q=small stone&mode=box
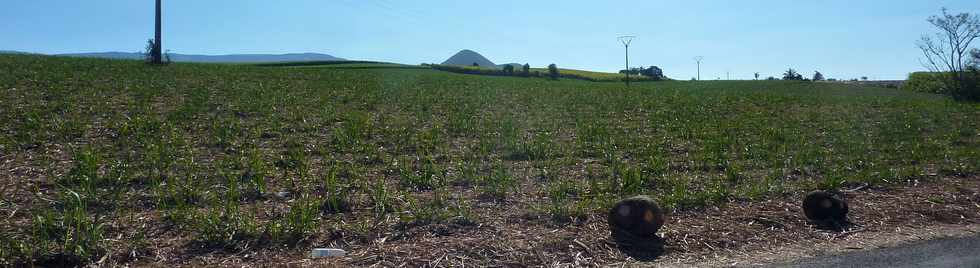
[311,248,346,258]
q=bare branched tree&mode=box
[917,8,980,83]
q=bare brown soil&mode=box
[88,175,978,267]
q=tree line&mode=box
[619,66,667,81]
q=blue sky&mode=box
[2,0,978,80]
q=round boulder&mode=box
[608,196,666,238]
[802,190,849,224]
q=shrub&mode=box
[903,72,949,94]
[142,39,158,63]
[952,67,980,101]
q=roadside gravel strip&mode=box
[769,232,980,268]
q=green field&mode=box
[0,55,978,266]
[257,60,426,70]
[429,63,649,82]
[530,67,639,81]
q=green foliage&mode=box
[64,148,103,199]
[783,68,804,80]
[241,148,269,199]
[952,67,980,101]
[321,166,351,213]
[546,179,587,223]
[503,64,515,74]
[369,178,394,219]
[904,70,980,101]
[640,66,666,80]
[191,204,257,248]
[268,196,320,243]
[398,155,445,190]
[400,190,454,226]
[904,72,950,94]
[25,191,106,265]
[509,132,555,161]
[548,64,560,80]
[430,64,540,78]
[480,165,516,201]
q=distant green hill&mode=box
[442,49,499,69]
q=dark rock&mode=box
[803,190,849,229]
[608,195,665,238]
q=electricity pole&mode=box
[618,36,635,86]
[152,0,163,64]
[694,56,703,81]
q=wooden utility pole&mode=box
[152,0,163,64]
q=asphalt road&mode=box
[769,234,980,268]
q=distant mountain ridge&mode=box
[55,52,345,63]
[0,50,32,55]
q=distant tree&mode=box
[767,76,777,81]
[472,62,480,67]
[143,39,156,63]
[620,68,641,75]
[639,66,664,80]
[503,64,515,74]
[813,71,825,81]
[754,72,760,80]
[782,68,804,80]
[861,76,869,81]
[522,63,531,77]
[691,77,697,81]
[548,64,559,80]
[917,8,980,100]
